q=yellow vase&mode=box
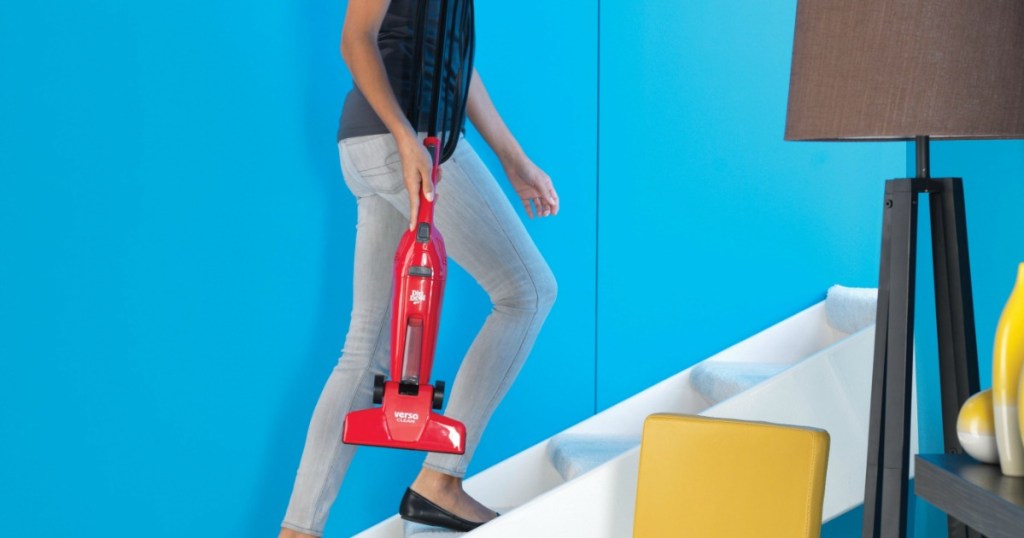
[994,263,1024,476]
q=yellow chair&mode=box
[633,414,830,538]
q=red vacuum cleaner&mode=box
[342,0,474,455]
[342,136,466,454]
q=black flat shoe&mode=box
[398,488,493,533]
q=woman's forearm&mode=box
[340,3,417,147]
[466,69,525,164]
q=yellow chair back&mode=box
[633,413,829,537]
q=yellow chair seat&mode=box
[633,413,830,537]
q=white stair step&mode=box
[356,289,917,538]
[545,433,640,481]
[404,521,463,537]
[825,285,877,334]
[403,508,514,537]
[689,361,790,403]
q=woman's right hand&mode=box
[341,0,437,231]
[397,134,436,231]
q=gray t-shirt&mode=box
[337,0,471,141]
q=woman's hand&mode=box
[503,153,559,218]
[397,134,436,230]
[464,70,559,219]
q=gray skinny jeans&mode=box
[281,133,557,536]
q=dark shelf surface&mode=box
[916,454,1024,538]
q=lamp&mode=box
[785,1,1024,537]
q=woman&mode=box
[280,0,558,535]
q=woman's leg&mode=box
[280,184,407,536]
[368,137,557,520]
[282,133,556,533]
[422,139,557,475]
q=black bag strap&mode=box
[406,0,475,164]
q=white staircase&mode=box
[356,286,919,537]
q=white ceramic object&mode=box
[957,389,999,465]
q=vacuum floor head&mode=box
[343,381,466,454]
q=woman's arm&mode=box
[466,69,523,165]
[467,69,559,218]
[341,0,434,230]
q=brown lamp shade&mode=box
[785,0,1024,141]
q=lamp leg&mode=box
[864,183,896,537]
[864,179,919,538]
[929,177,982,538]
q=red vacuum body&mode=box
[342,137,466,454]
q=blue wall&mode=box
[2,1,1022,536]
[596,0,902,410]
[0,1,595,536]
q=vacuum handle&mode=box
[417,136,442,226]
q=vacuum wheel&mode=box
[372,374,386,405]
[432,381,445,410]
